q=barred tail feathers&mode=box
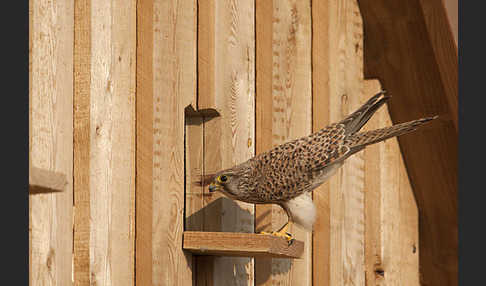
[339,90,390,135]
[346,116,438,149]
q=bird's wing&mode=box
[303,123,351,173]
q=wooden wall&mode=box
[29,0,456,285]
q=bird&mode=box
[198,91,437,241]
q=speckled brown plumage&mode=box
[202,91,437,232]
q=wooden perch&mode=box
[183,231,304,258]
[29,167,67,194]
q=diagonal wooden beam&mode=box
[358,1,458,285]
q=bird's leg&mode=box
[259,204,294,242]
[259,221,293,241]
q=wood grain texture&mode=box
[29,167,67,194]
[197,0,255,284]
[151,0,197,284]
[327,1,366,285]
[74,0,137,284]
[73,0,91,283]
[419,0,458,130]
[30,0,73,284]
[363,80,419,286]
[255,0,312,285]
[184,232,304,258]
[358,1,458,285]
[311,0,331,285]
[135,0,153,284]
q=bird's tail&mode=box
[345,116,438,149]
[339,90,390,135]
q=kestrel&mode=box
[200,91,436,240]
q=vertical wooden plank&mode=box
[363,80,383,286]
[327,1,365,285]
[255,0,312,285]
[397,157,420,285]
[30,0,73,284]
[255,0,274,282]
[135,0,154,284]
[311,0,331,285]
[74,0,137,284]
[185,116,205,232]
[73,0,91,284]
[151,0,197,284]
[363,80,420,285]
[198,0,255,284]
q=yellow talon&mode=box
[258,221,293,241]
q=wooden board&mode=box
[73,0,91,283]
[29,0,74,284]
[197,0,256,284]
[183,232,304,258]
[358,1,458,285]
[136,0,197,284]
[363,80,420,285]
[255,0,312,285]
[29,167,67,194]
[73,0,136,284]
[311,0,331,284]
[327,1,366,285]
[134,0,153,284]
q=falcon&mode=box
[200,91,436,240]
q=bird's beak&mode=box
[208,182,221,193]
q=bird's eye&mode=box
[219,175,228,182]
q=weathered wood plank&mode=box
[138,0,198,284]
[135,0,154,284]
[255,0,274,282]
[74,0,137,284]
[184,232,304,258]
[327,1,366,285]
[73,0,91,283]
[358,1,458,285]
[362,80,383,286]
[255,0,312,285]
[198,0,255,284]
[311,0,331,285]
[30,0,73,284]
[363,80,420,285]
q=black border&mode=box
[0,0,474,284]
[459,1,484,285]
[1,1,29,283]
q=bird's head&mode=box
[208,170,241,197]
[195,164,251,199]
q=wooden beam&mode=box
[134,0,153,284]
[255,0,313,284]
[72,0,137,284]
[358,1,458,285]
[363,80,420,285]
[29,0,73,284]
[29,167,67,194]
[183,232,304,259]
[311,0,331,285]
[73,0,91,283]
[196,0,255,284]
[135,0,197,284]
